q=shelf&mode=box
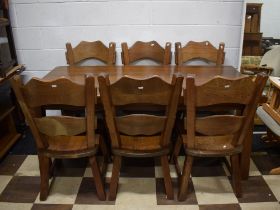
[0,4,22,159]
[0,18,9,27]
[0,108,21,159]
[0,59,16,71]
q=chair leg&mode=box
[231,154,242,198]
[109,156,122,201]
[170,117,183,164]
[38,154,51,201]
[89,156,106,201]
[99,136,109,176]
[100,135,110,163]
[178,156,193,201]
[160,155,174,200]
[171,136,183,176]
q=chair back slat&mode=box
[34,116,86,136]
[175,41,225,66]
[120,135,161,150]
[195,76,255,107]
[23,78,85,108]
[66,41,116,65]
[116,114,166,136]
[110,76,173,105]
[45,135,87,152]
[121,41,171,65]
[194,115,244,136]
[194,135,235,151]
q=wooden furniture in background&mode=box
[257,77,280,174]
[241,65,273,76]
[121,41,171,65]
[98,74,183,200]
[0,0,18,77]
[175,41,225,66]
[177,74,268,201]
[243,3,263,56]
[11,75,107,201]
[263,77,280,124]
[0,65,23,159]
[66,41,116,65]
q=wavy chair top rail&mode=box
[66,41,116,65]
[121,41,172,65]
[175,41,225,66]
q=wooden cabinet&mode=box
[0,0,23,158]
[0,0,17,77]
[243,3,263,56]
[0,78,21,158]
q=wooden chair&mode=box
[177,74,267,201]
[257,76,280,174]
[11,75,107,201]
[171,41,225,164]
[66,41,116,65]
[175,41,225,66]
[98,73,183,200]
[121,41,171,65]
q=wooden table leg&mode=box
[240,121,253,180]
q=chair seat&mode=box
[257,106,280,136]
[183,135,242,157]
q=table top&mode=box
[269,76,280,90]
[44,65,242,86]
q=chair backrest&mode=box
[175,41,225,66]
[11,75,97,152]
[184,74,267,151]
[121,41,171,65]
[66,41,116,65]
[98,74,183,149]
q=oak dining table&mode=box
[43,65,252,180]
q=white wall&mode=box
[246,0,280,38]
[9,0,244,79]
